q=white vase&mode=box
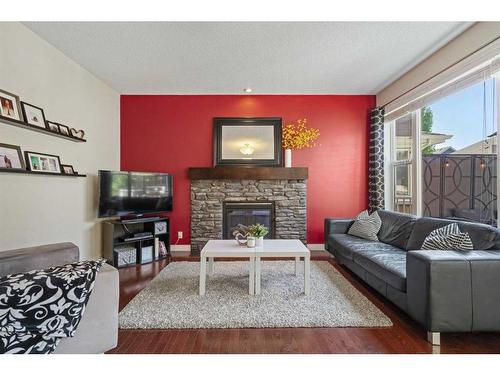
[285,149,292,167]
[255,236,264,247]
[246,236,256,248]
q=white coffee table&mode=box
[199,240,256,295]
[255,239,310,295]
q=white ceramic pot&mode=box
[247,236,256,248]
[255,236,264,247]
[285,149,292,167]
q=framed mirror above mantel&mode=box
[213,117,282,167]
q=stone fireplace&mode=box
[189,167,308,253]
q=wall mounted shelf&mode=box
[0,169,86,178]
[0,115,86,143]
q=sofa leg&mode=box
[427,331,441,346]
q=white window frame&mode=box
[386,111,421,215]
[496,76,500,228]
[413,109,422,216]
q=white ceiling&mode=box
[23,22,472,94]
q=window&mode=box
[420,78,497,225]
[387,76,499,226]
[396,150,410,160]
[391,113,416,214]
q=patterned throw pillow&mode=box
[421,223,474,251]
[0,259,104,354]
[347,210,381,241]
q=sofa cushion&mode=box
[421,223,474,251]
[377,210,417,250]
[0,242,79,278]
[53,263,119,354]
[353,248,407,292]
[328,234,402,261]
[407,216,500,250]
[347,210,381,241]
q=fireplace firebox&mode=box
[223,202,275,239]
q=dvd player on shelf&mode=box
[123,234,153,242]
[133,232,152,238]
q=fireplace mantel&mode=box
[188,167,308,180]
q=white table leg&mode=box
[199,255,207,295]
[255,256,261,295]
[208,256,214,276]
[249,256,255,295]
[304,254,310,295]
[295,256,300,276]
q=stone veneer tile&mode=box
[190,179,307,253]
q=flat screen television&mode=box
[98,170,173,218]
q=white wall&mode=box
[377,22,500,106]
[0,22,120,259]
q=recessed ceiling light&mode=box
[243,88,252,93]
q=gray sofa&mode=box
[0,242,119,354]
[325,210,500,345]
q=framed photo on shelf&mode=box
[24,151,62,174]
[58,124,71,136]
[0,143,25,171]
[61,164,75,174]
[21,102,47,129]
[47,121,60,133]
[70,128,85,140]
[159,241,167,257]
[0,89,23,121]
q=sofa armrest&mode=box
[324,218,353,250]
[406,250,500,333]
[54,263,119,353]
[0,242,79,277]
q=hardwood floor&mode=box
[107,251,500,354]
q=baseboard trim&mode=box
[307,243,325,251]
[170,244,191,252]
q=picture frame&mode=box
[159,241,167,257]
[24,151,62,174]
[0,143,25,171]
[21,102,47,129]
[70,128,85,140]
[213,117,283,167]
[0,89,23,121]
[61,164,75,174]
[58,124,71,136]
[47,121,60,133]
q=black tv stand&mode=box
[102,217,170,268]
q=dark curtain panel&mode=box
[368,107,385,212]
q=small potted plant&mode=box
[248,223,269,247]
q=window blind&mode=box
[384,38,500,122]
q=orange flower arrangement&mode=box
[282,118,320,150]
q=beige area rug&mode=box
[119,260,392,329]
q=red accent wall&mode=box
[120,95,375,244]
